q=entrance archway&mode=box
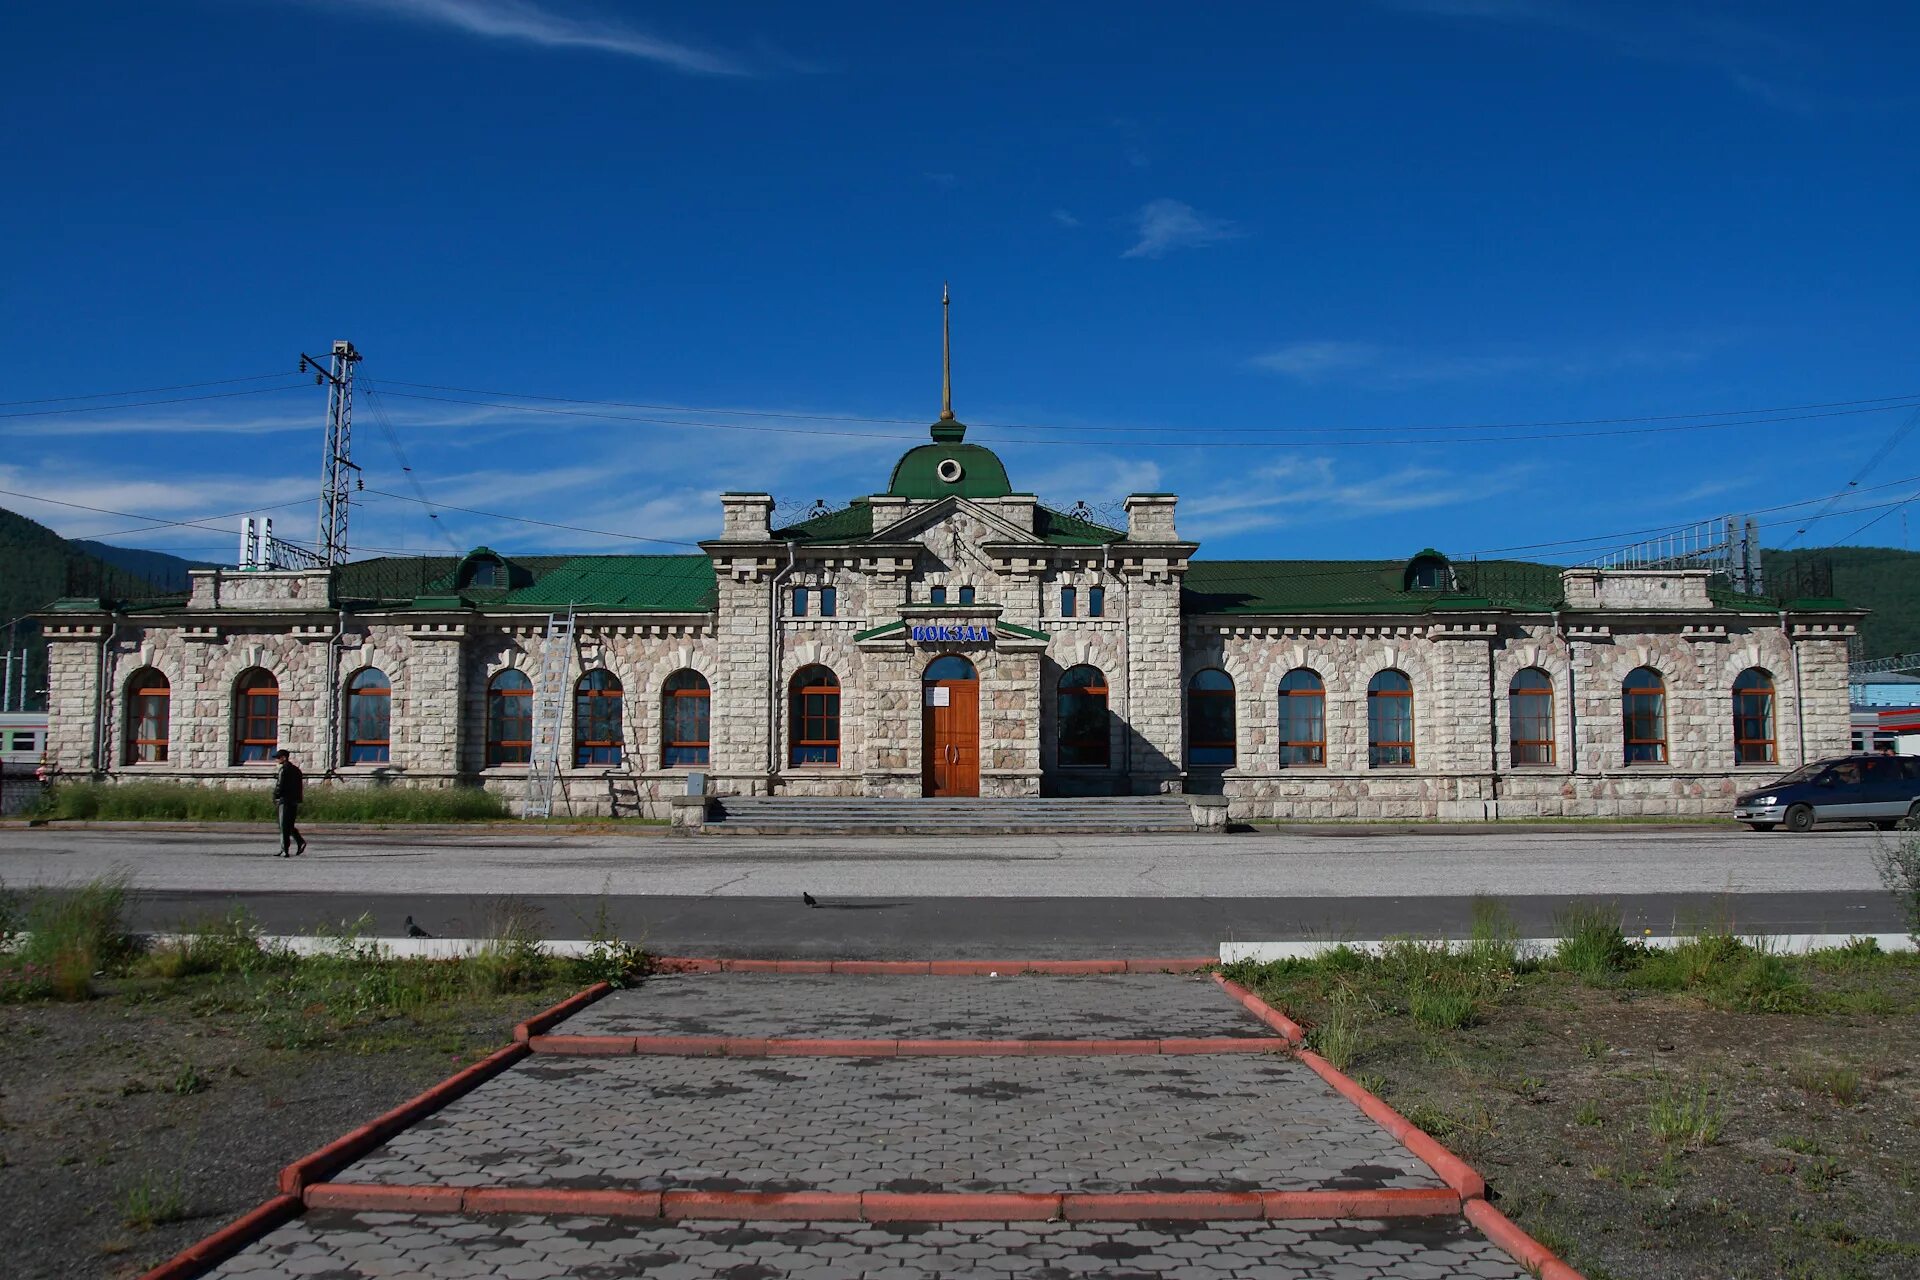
[922,654,980,797]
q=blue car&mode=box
[1733,754,1920,832]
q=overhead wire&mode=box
[364,386,1920,449]
[361,384,464,554]
[0,371,298,407]
[1778,404,1920,549]
[0,384,315,420]
[370,377,1920,437]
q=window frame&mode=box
[958,585,975,605]
[1733,667,1776,765]
[1508,668,1555,767]
[1277,668,1325,768]
[929,585,947,605]
[1367,670,1415,768]
[486,669,533,767]
[792,587,808,617]
[661,669,711,768]
[233,669,280,765]
[818,586,836,617]
[1088,585,1105,618]
[573,669,625,768]
[1061,585,1077,618]
[1187,668,1236,768]
[789,665,841,767]
[1057,664,1111,769]
[1622,666,1668,765]
[125,668,170,765]
[344,666,392,765]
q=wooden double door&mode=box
[921,655,980,797]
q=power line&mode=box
[0,383,313,420]
[360,488,701,549]
[361,385,463,554]
[0,487,321,548]
[0,371,296,407]
[1825,488,1920,548]
[1778,404,1920,549]
[366,387,1920,450]
[372,377,1920,438]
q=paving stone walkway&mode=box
[212,1211,1533,1279]
[561,973,1265,1041]
[205,972,1533,1279]
[341,1055,1433,1193]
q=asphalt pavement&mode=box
[0,824,1902,957]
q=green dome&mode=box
[886,438,1013,499]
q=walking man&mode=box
[272,748,307,857]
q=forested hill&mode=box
[1765,546,1920,661]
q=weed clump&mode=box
[1550,901,1633,980]
[4,873,132,1001]
[1648,1078,1723,1150]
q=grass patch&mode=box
[119,1174,188,1229]
[1788,1060,1868,1107]
[37,781,508,823]
[1648,1078,1723,1150]
[1,872,133,1000]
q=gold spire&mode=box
[939,282,955,422]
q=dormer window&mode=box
[1403,551,1455,593]
[458,550,508,590]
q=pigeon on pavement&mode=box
[801,892,818,908]
[405,915,432,938]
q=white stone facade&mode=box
[42,476,1858,821]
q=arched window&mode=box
[1623,667,1667,764]
[1058,665,1110,768]
[1403,550,1455,592]
[345,667,391,764]
[233,668,279,764]
[486,669,532,766]
[1509,668,1554,766]
[925,654,976,681]
[574,669,624,767]
[1733,667,1776,765]
[790,665,840,766]
[662,670,711,767]
[1277,669,1325,767]
[1367,670,1414,768]
[1188,669,1236,767]
[125,668,169,764]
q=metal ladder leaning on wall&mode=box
[522,607,575,819]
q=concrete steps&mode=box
[707,794,1197,835]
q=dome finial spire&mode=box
[940,282,955,422]
[931,284,965,442]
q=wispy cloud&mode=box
[1181,455,1533,539]
[1249,337,1715,385]
[332,0,753,75]
[1378,0,1816,110]
[1121,199,1243,260]
[1050,209,1081,228]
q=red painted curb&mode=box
[862,1192,1063,1221]
[1022,1039,1157,1055]
[895,1039,1025,1055]
[513,982,612,1042]
[1062,1191,1265,1220]
[1158,1037,1281,1054]
[305,1183,464,1211]
[528,1034,641,1055]
[277,1042,530,1194]
[1260,1188,1463,1219]
[465,1187,664,1218]
[648,955,1218,975]
[766,1038,900,1056]
[1212,974,1309,1043]
[136,1193,302,1280]
[662,1190,865,1220]
[1466,1199,1588,1280]
[1294,1048,1487,1201]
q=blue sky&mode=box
[4,1,1919,565]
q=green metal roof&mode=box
[333,553,716,612]
[1182,559,1568,615]
[772,501,876,543]
[1032,505,1125,545]
[887,442,1014,499]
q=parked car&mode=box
[1733,754,1920,832]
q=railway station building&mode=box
[40,388,1860,822]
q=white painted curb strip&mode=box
[1219,933,1915,963]
[141,934,616,960]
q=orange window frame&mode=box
[235,678,279,763]
[127,681,170,764]
[1733,676,1776,765]
[487,678,532,765]
[1057,668,1111,769]
[573,677,624,766]
[1509,674,1555,767]
[662,680,711,767]
[1277,678,1325,767]
[1367,683,1414,768]
[790,672,840,766]
[1622,672,1667,764]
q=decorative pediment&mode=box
[867,495,1036,548]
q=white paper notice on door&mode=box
[926,686,950,707]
